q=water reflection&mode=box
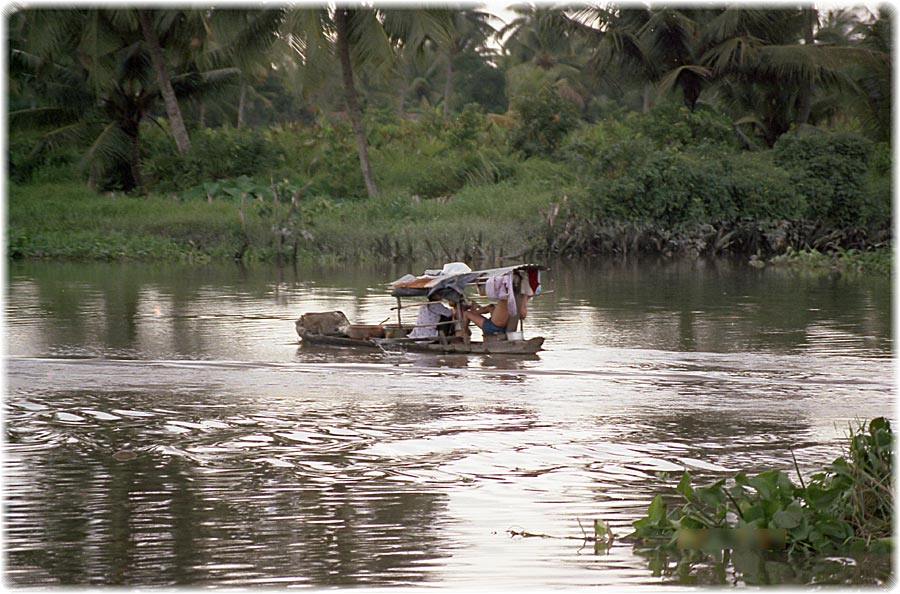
[6,258,893,361]
[6,386,456,587]
[633,546,892,587]
[5,259,894,587]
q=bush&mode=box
[724,153,805,220]
[635,103,739,150]
[583,150,740,225]
[406,155,467,198]
[299,121,367,199]
[142,124,281,192]
[446,103,484,149]
[773,129,873,225]
[8,129,79,184]
[508,87,581,158]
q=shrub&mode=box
[310,122,367,199]
[584,151,739,225]
[635,103,739,150]
[142,124,281,192]
[406,155,467,198]
[446,103,484,149]
[862,142,893,226]
[724,153,805,220]
[773,129,873,225]
[508,87,581,158]
[8,129,79,184]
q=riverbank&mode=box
[7,178,892,275]
[8,106,892,271]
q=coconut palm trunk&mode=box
[138,9,192,155]
[237,78,247,128]
[796,8,818,125]
[334,8,378,198]
[442,46,456,126]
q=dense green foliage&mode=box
[508,88,581,157]
[773,131,875,225]
[8,100,892,267]
[630,417,893,556]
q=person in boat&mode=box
[462,272,531,335]
[407,294,461,340]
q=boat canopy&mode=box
[389,263,545,299]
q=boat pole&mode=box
[457,302,470,347]
[396,297,402,327]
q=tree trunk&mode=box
[237,78,247,128]
[199,100,206,128]
[442,47,456,127]
[139,9,192,155]
[122,112,143,191]
[398,77,408,117]
[642,83,654,113]
[796,8,818,125]
[334,8,378,198]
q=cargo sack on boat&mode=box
[296,311,351,336]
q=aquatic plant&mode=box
[768,247,892,275]
[630,418,893,557]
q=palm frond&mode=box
[23,9,84,59]
[755,44,817,84]
[81,121,133,179]
[639,9,698,61]
[734,114,769,137]
[283,8,332,51]
[9,106,82,129]
[382,8,452,48]
[280,9,336,96]
[701,34,762,75]
[656,64,711,97]
[701,8,771,46]
[347,9,394,72]
[79,10,123,94]
[36,120,92,155]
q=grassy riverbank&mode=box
[9,175,892,274]
[8,164,563,264]
[8,105,892,271]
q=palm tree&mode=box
[284,7,451,198]
[9,8,240,190]
[438,9,496,125]
[498,5,589,109]
[702,7,890,145]
[577,5,656,111]
[841,7,892,141]
[138,9,192,154]
[393,39,444,115]
[581,6,890,145]
[206,9,285,128]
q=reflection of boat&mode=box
[295,263,546,355]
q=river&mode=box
[4,258,894,587]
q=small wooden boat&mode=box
[296,263,547,356]
[298,331,545,355]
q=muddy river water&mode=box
[4,258,894,587]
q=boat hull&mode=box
[299,332,544,355]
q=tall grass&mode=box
[8,169,568,264]
[299,170,567,264]
[8,182,245,261]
